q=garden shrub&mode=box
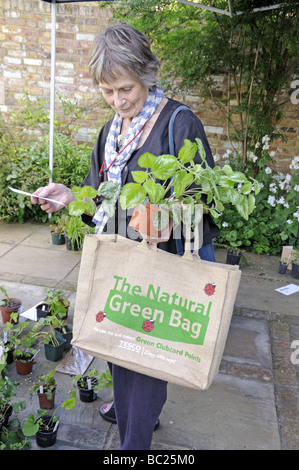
[215,140,299,254]
[0,94,95,223]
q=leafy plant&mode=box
[92,138,260,230]
[63,215,90,251]
[22,395,76,437]
[29,370,56,402]
[216,146,299,254]
[74,368,113,391]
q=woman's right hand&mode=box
[31,183,76,214]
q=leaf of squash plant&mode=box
[143,180,165,204]
[132,171,149,183]
[151,155,178,179]
[120,183,147,209]
[172,170,194,197]
[138,152,156,168]
[178,139,197,164]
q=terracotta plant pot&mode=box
[37,388,56,410]
[129,203,173,243]
[15,356,34,375]
[0,298,22,324]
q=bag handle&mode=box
[168,105,201,258]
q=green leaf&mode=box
[80,186,97,199]
[178,139,197,164]
[132,171,148,183]
[222,164,234,176]
[23,416,39,437]
[120,183,147,209]
[172,170,194,197]
[62,396,76,410]
[101,199,116,217]
[68,201,85,216]
[248,194,255,214]
[195,138,206,161]
[143,180,165,204]
[240,181,253,195]
[151,155,178,179]
[98,181,120,199]
[138,152,156,168]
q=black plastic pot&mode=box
[278,262,288,274]
[291,262,299,280]
[4,342,14,364]
[36,415,59,448]
[226,251,241,265]
[77,377,98,403]
[36,302,51,319]
[51,232,65,245]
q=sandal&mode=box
[99,402,160,430]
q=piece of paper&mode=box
[9,187,65,206]
[275,284,299,296]
[20,302,41,321]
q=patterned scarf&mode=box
[92,86,164,233]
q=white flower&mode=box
[277,196,285,204]
[262,135,270,143]
[267,195,276,207]
[265,167,272,174]
[262,143,269,150]
[258,182,264,189]
[252,155,258,163]
[214,154,220,162]
[269,151,276,158]
[222,222,228,227]
[284,202,289,208]
[294,185,299,192]
[255,142,260,148]
[289,156,299,170]
[287,219,292,224]
[269,183,277,193]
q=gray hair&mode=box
[89,23,160,90]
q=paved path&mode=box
[1,222,298,450]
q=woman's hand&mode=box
[31,183,76,214]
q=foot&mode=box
[99,402,160,430]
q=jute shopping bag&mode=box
[72,233,241,390]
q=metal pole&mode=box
[49,0,56,185]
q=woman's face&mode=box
[99,74,148,120]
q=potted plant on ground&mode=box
[50,213,66,245]
[74,368,112,403]
[22,392,76,448]
[13,333,39,375]
[0,362,30,449]
[278,257,289,274]
[63,215,89,251]
[30,317,66,362]
[0,287,22,325]
[36,287,70,320]
[29,370,57,410]
[69,138,260,242]
[2,314,29,364]
[291,250,299,279]
[226,248,243,266]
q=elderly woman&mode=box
[32,23,219,450]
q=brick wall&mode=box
[1,0,298,173]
